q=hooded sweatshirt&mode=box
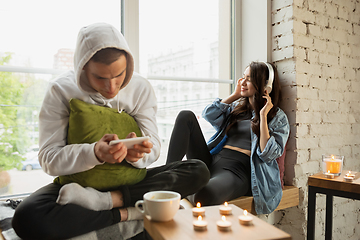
[38,23,160,176]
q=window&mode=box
[0,0,122,198]
[135,0,233,167]
[0,0,236,198]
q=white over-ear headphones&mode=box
[262,62,274,94]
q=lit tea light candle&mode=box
[344,171,355,182]
[238,210,253,226]
[325,170,334,179]
[346,171,355,178]
[219,202,232,215]
[193,215,207,231]
[192,202,205,217]
[216,215,232,231]
[344,176,354,182]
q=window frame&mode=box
[1,0,272,199]
[121,0,272,96]
[0,1,272,86]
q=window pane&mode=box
[0,1,121,197]
[0,70,53,197]
[139,0,219,79]
[139,0,224,167]
[0,0,121,69]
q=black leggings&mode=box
[166,110,251,206]
[12,160,209,240]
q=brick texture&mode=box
[270,0,360,239]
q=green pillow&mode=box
[53,98,147,191]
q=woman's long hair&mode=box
[226,62,282,139]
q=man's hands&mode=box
[94,132,153,164]
[94,134,127,164]
[125,132,153,163]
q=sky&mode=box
[0,0,218,72]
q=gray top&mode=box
[226,118,251,151]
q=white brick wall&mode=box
[269,0,360,239]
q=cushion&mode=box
[53,98,147,191]
[276,142,287,189]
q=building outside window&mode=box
[138,0,233,166]
[0,0,234,198]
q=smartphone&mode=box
[109,136,150,149]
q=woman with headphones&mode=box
[166,61,290,214]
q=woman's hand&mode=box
[259,90,273,152]
[260,90,273,117]
[221,78,243,104]
[233,78,243,97]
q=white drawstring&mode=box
[89,94,123,113]
[90,94,122,113]
[117,94,123,113]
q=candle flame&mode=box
[331,155,335,160]
[346,171,354,178]
[327,170,330,174]
[222,215,226,221]
[244,210,248,216]
[224,202,228,207]
[196,202,201,208]
[198,215,202,221]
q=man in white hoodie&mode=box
[12,23,209,240]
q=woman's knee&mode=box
[176,110,196,123]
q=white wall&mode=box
[240,0,272,73]
[254,0,360,239]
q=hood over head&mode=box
[74,23,134,96]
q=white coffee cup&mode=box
[135,191,181,222]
